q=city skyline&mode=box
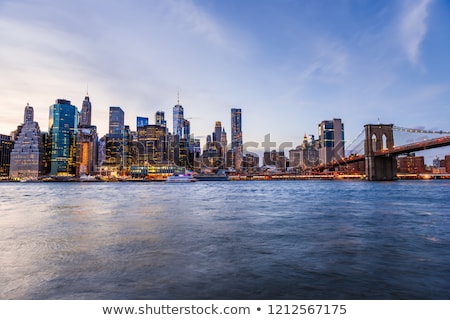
[1,0,450,157]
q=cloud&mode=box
[398,0,432,65]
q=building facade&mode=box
[80,95,92,127]
[48,99,78,176]
[0,134,13,177]
[231,108,243,171]
[318,118,344,164]
[109,106,125,135]
[289,134,319,171]
[9,104,45,178]
[77,95,98,176]
[173,104,184,137]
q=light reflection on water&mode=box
[0,180,449,299]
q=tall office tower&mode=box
[183,119,190,139]
[109,106,125,135]
[9,104,45,178]
[48,99,78,176]
[212,121,224,161]
[231,108,243,171]
[77,94,98,176]
[80,95,92,127]
[173,103,184,137]
[318,118,345,164]
[221,128,227,151]
[213,121,222,143]
[137,116,149,128]
[155,111,166,127]
[0,134,13,177]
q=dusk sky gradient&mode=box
[1,0,450,158]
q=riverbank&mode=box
[2,172,450,182]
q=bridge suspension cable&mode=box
[393,126,450,135]
[345,128,365,155]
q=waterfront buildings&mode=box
[173,103,184,137]
[231,108,243,171]
[48,99,78,176]
[243,153,259,173]
[398,154,426,174]
[0,134,13,177]
[289,134,319,171]
[9,104,45,178]
[201,121,226,170]
[80,94,92,127]
[318,118,345,164]
[76,95,98,176]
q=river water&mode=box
[0,180,449,299]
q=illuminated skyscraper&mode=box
[155,111,166,127]
[9,104,45,178]
[173,103,184,137]
[48,99,78,176]
[0,134,13,177]
[231,108,243,171]
[77,94,98,176]
[318,118,344,164]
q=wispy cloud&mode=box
[398,0,432,65]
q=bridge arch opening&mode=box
[372,134,377,152]
[382,134,388,150]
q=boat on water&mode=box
[194,173,229,181]
[166,174,197,183]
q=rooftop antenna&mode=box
[86,83,89,96]
[177,88,180,105]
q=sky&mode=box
[1,0,450,160]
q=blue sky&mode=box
[1,0,450,159]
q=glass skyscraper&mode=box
[109,106,125,135]
[49,99,78,175]
[173,104,184,137]
[318,118,345,164]
[137,116,149,128]
[231,108,243,171]
[155,111,166,127]
[0,134,13,177]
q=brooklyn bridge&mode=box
[318,124,450,181]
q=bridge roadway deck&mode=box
[318,135,450,170]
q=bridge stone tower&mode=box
[364,124,397,181]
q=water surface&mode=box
[0,180,449,299]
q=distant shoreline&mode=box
[2,173,450,183]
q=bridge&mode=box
[319,124,450,181]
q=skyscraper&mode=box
[155,111,166,127]
[48,99,78,175]
[0,134,13,177]
[231,108,243,171]
[77,94,98,176]
[10,104,45,178]
[109,106,125,135]
[80,95,92,127]
[173,103,184,137]
[318,118,344,164]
